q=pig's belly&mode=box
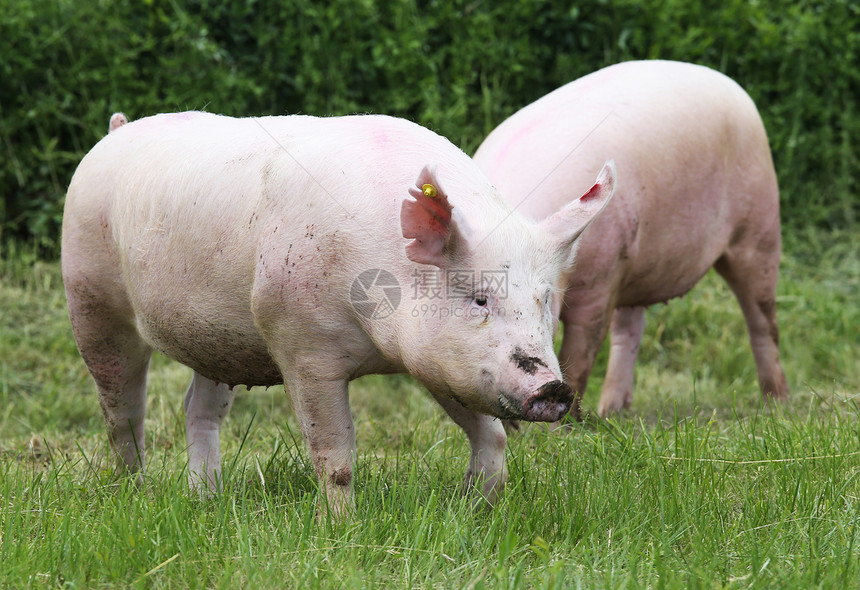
[616,256,716,307]
[135,305,282,387]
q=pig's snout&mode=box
[522,380,573,422]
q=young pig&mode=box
[474,60,789,418]
[62,111,615,514]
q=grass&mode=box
[1,228,858,589]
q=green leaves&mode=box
[1,0,857,248]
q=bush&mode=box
[1,0,857,250]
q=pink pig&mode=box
[474,60,789,418]
[62,111,615,514]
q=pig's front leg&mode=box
[430,393,507,506]
[286,374,355,518]
[184,372,237,493]
[598,306,647,416]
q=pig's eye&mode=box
[474,294,489,307]
[542,288,552,307]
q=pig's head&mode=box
[398,160,616,422]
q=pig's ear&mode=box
[541,160,616,261]
[401,165,463,268]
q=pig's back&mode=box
[71,111,498,251]
[475,60,778,305]
[63,112,316,385]
[62,113,398,385]
[63,112,500,385]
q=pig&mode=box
[62,110,616,515]
[474,60,789,419]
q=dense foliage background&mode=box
[1,0,858,249]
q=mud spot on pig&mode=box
[139,310,281,387]
[449,390,467,408]
[331,468,352,487]
[99,213,111,241]
[511,347,547,375]
[757,298,780,344]
[757,298,775,317]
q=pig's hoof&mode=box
[317,497,354,522]
[597,389,633,417]
[188,480,218,501]
[463,469,505,508]
[761,377,789,403]
[764,392,788,404]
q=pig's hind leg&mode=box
[714,234,790,402]
[184,372,236,493]
[66,283,152,478]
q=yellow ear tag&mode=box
[422,183,438,198]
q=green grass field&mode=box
[1,228,858,588]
